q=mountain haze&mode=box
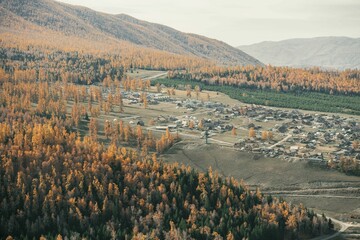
[238,37,360,70]
[0,0,262,66]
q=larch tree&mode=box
[71,104,80,128]
[261,131,268,141]
[268,131,274,140]
[249,127,256,138]
[198,120,204,130]
[352,141,359,150]
[104,120,112,139]
[232,127,237,136]
[189,121,195,129]
[136,125,143,142]
[118,93,124,113]
[89,118,98,140]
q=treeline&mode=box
[1,47,124,85]
[329,156,360,176]
[0,36,213,78]
[0,44,214,86]
[153,78,360,115]
[169,66,360,95]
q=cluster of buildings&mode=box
[235,105,360,165]
[105,87,360,167]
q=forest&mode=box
[152,77,360,115]
[168,66,360,95]
[0,44,335,239]
[153,65,360,115]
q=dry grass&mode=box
[162,142,360,219]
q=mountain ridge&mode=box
[238,36,360,69]
[0,0,262,66]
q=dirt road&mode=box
[143,72,167,80]
[311,214,360,240]
[268,134,292,149]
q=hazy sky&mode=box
[57,0,360,46]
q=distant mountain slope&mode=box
[0,0,262,66]
[238,37,360,70]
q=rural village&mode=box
[100,79,360,170]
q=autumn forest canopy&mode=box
[0,39,341,239]
[1,0,359,238]
[153,66,360,115]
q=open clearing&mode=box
[162,141,360,220]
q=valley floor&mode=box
[162,142,360,239]
[68,69,360,239]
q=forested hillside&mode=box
[0,0,262,66]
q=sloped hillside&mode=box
[238,37,360,70]
[0,0,262,66]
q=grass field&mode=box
[162,141,360,221]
